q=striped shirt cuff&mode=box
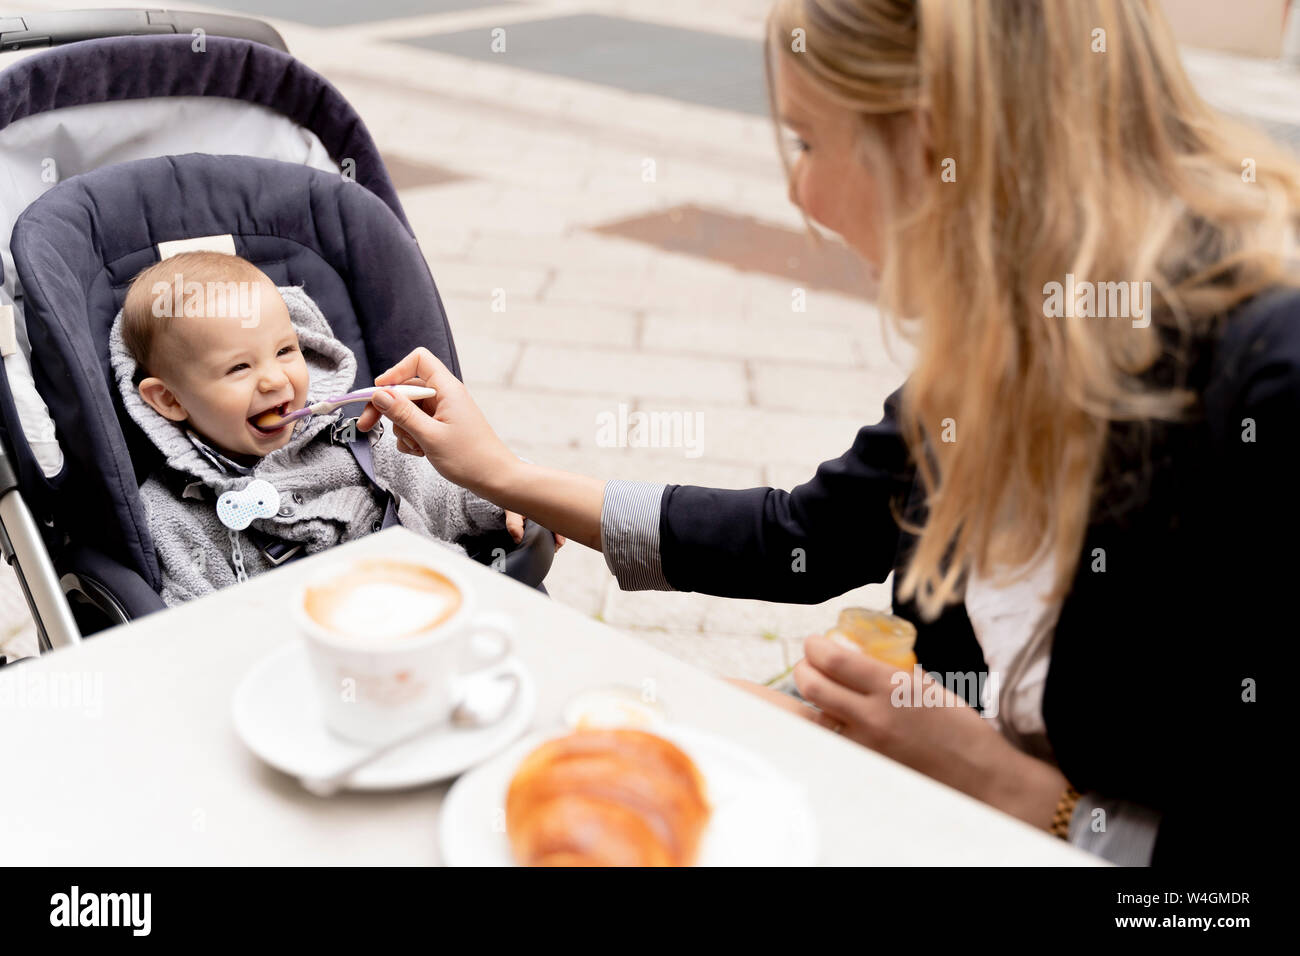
[600,479,673,591]
[1067,792,1161,866]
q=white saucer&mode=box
[439,723,819,866]
[232,641,536,791]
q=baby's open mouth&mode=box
[248,402,290,434]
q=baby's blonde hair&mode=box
[122,252,269,378]
[766,0,1300,619]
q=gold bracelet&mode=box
[1050,784,1081,839]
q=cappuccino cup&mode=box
[293,555,513,744]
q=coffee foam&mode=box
[304,559,462,639]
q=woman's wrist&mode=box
[474,457,607,551]
[979,742,1071,832]
[475,452,531,508]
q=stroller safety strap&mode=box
[333,418,402,533]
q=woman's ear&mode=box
[138,377,188,422]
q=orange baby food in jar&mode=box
[826,608,917,669]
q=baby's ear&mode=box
[137,377,188,422]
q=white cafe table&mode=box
[0,527,1099,865]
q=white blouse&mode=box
[962,548,1061,763]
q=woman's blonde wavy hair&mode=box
[766,0,1300,620]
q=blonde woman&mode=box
[362,0,1294,866]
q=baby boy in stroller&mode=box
[109,250,514,607]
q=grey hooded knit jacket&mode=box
[108,285,505,607]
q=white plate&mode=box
[439,724,819,866]
[232,640,535,791]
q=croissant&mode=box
[506,728,710,866]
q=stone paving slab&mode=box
[750,361,904,420]
[447,334,523,387]
[625,399,870,467]
[445,296,640,349]
[470,385,641,447]
[642,313,860,366]
[513,343,751,404]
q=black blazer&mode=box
[657,287,1296,866]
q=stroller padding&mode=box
[0,34,407,229]
[10,153,463,590]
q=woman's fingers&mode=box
[358,377,435,432]
[801,632,899,696]
[371,387,441,450]
[361,348,516,492]
[793,658,864,727]
[373,351,427,389]
[356,401,383,433]
[358,390,400,433]
[375,346,452,390]
[360,348,455,431]
[374,419,420,455]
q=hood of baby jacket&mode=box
[108,285,357,484]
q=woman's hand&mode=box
[794,633,1068,829]
[357,347,519,496]
[358,349,616,553]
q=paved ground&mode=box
[2,0,1298,681]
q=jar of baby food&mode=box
[826,608,917,669]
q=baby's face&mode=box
[138,279,310,464]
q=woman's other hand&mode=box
[793,632,1067,827]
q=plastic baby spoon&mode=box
[251,385,438,429]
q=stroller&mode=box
[0,12,555,656]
